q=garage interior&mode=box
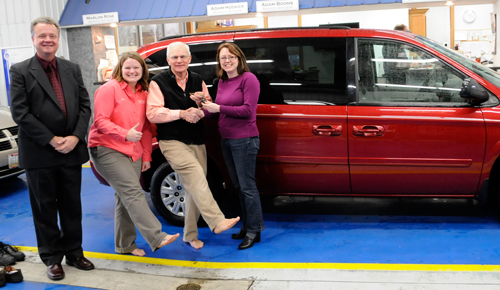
[1,167,500,289]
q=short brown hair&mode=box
[216,43,250,80]
[112,52,149,91]
[394,24,408,31]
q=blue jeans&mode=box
[221,136,265,233]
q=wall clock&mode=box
[463,9,476,23]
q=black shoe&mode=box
[0,267,5,287]
[237,232,261,250]
[0,243,24,262]
[47,263,65,281]
[231,229,247,240]
[0,248,15,266]
[66,257,94,270]
[4,266,23,283]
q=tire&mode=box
[150,163,186,227]
[149,162,228,227]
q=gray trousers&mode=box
[159,140,225,241]
[90,146,167,253]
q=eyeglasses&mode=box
[220,55,237,61]
[169,55,189,61]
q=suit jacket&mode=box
[9,56,91,169]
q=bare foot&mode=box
[184,239,204,249]
[214,216,240,234]
[157,233,180,249]
[130,248,146,256]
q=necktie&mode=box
[47,64,67,120]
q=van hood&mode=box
[0,106,17,128]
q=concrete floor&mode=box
[1,167,500,289]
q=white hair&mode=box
[166,42,191,58]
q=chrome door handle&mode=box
[312,125,343,136]
[352,125,385,137]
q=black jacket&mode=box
[9,56,91,169]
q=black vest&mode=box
[152,69,205,144]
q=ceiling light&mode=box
[110,23,117,27]
[445,0,454,5]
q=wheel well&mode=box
[143,147,224,193]
[487,156,500,204]
[143,148,167,192]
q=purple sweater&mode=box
[216,72,260,139]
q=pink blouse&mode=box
[88,79,152,162]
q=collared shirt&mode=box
[88,79,152,162]
[37,54,61,84]
[146,75,209,124]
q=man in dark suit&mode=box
[9,16,94,281]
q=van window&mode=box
[236,38,347,105]
[144,37,348,105]
[357,39,467,105]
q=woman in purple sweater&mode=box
[201,43,265,250]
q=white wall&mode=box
[426,6,451,47]
[496,2,500,65]
[455,4,494,31]
[234,17,265,28]
[453,4,495,62]
[301,9,409,29]
[268,15,299,28]
[0,0,67,106]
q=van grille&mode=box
[0,140,11,150]
[7,127,18,136]
[0,126,19,152]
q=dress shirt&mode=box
[37,54,67,119]
[88,79,152,162]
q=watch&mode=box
[463,9,476,23]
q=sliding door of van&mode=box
[234,33,350,194]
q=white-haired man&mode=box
[147,42,239,249]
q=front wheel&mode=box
[150,163,186,227]
[149,162,228,227]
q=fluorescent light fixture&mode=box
[371,58,439,63]
[402,0,442,2]
[110,23,117,27]
[149,66,169,71]
[445,0,454,5]
[376,83,461,92]
[270,83,302,86]
[188,63,203,67]
[247,59,274,64]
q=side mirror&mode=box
[459,78,489,104]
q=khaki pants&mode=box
[90,146,167,253]
[159,140,225,241]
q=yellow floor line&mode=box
[17,246,500,272]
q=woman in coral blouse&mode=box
[88,52,179,256]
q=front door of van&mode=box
[348,38,485,195]
[235,35,351,194]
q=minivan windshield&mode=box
[416,35,500,89]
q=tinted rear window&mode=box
[144,37,347,105]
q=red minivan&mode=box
[92,26,500,226]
